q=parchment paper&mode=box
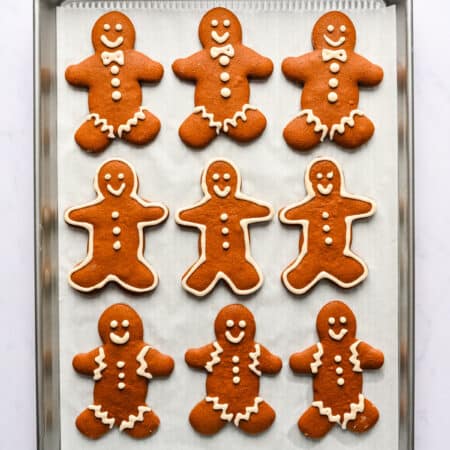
[56,2,398,449]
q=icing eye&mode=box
[239,320,246,328]
[340,316,347,324]
[316,173,323,180]
[103,24,111,31]
[115,23,123,31]
[110,320,118,328]
[122,320,129,328]
[211,19,218,27]
[223,19,231,27]
[340,25,347,32]
[327,25,335,33]
[326,171,334,180]
[212,173,220,181]
[328,317,336,325]
[226,319,234,328]
[104,173,112,181]
[223,173,231,181]
[118,173,125,180]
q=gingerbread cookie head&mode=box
[91,11,136,53]
[214,304,256,346]
[98,303,143,345]
[203,159,239,199]
[96,159,137,199]
[198,7,242,48]
[307,158,342,197]
[316,300,356,344]
[311,11,356,51]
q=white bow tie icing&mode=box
[101,50,125,66]
[322,48,347,63]
[210,44,235,59]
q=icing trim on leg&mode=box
[341,394,365,429]
[88,404,115,428]
[193,106,222,134]
[329,109,364,140]
[222,104,257,133]
[117,106,148,138]
[119,405,152,431]
[86,113,115,139]
[93,347,106,381]
[205,341,223,373]
[136,345,153,379]
[234,397,264,426]
[205,396,233,422]
[296,109,328,141]
[311,400,341,425]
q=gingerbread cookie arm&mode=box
[239,197,274,221]
[185,343,217,370]
[279,200,313,223]
[357,341,384,370]
[281,54,312,84]
[176,203,209,226]
[289,345,320,374]
[65,203,98,225]
[241,46,274,78]
[65,56,95,87]
[143,347,175,377]
[172,51,205,81]
[257,344,282,374]
[136,201,169,224]
[131,51,164,82]
[353,53,384,86]
[73,347,103,376]
[343,196,375,217]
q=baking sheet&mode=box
[56,2,398,449]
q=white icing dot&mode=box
[118,372,125,379]
[103,23,111,31]
[111,65,120,75]
[220,213,229,222]
[122,320,129,328]
[115,23,123,31]
[223,19,231,27]
[325,237,333,245]
[222,242,230,250]
[329,78,339,88]
[113,226,121,236]
[334,355,342,363]
[110,320,118,328]
[221,87,231,98]
[112,91,122,101]
[113,240,121,250]
[118,173,124,180]
[328,317,336,325]
[111,77,120,88]
[220,72,230,82]
[117,361,125,368]
[327,171,334,180]
[232,366,240,374]
[226,319,234,328]
[232,355,240,363]
[316,173,323,180]
[219,55,230,66]
[239,320,246,328]
[212,173,220,181]
[104,173,112,180]
[112,211,119,219]
[211,19,218,27]
[221,227,229,235]
[340,25,347,32]
[118,382,126,390]
[327,24,335,32]
[323,225,331,232]
[340,316,347,324]
[336,367,344,375]
[328,92,338,103]
[322,211,329,219]
[330,63,340,73]
[223,173,231,180]
[233,376,240,384]
[337,378,345,386]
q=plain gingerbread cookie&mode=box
[290,300,384,438]
[186,304,282,435]
[282,11,383,150]
[172,7,273,148]
[65,11,163,152]
[73,303,174,439]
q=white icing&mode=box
[232,366,240,374]
[88,404,115,428]
[213,185,231,198]
[330,62,340,73]
[323,225,330,232]
[113,226,121,235]
[328,317,335,325]
[328,328,348,341]
[239,320,246,328]
[117,107,148,138]
[316,173,323,180]
[112,91,122,101]
[104,173,112,180]
[323,34,346,47]
[248,343,261,376]
[336,367,343,375]
[330,110,365,140]
[111,65,120,75]
[341,394,365,429]
[219,55,230,66]
[211,19,218,27]
[193,106,222,134]
[340,25,347,32]
[220,72,230,82]
[103,24,111,31]
[107,183,126,197]
[112,211,119,219]
[327,171,334,180]
[222,104,257,133]
[339,316,347,324]
[223,173,231,180]
[86,113,115,139]
[322,211,329,219]
[221,227,229,235]
[113,240,121,251]
[100,35,124,49]
[223,19,231,27]
[327,24,334,32]
[118,372,125,379]
[211,31,230,44]
[111,77,120,88]
[310,342,324,374]
[225,330,245,344]
[329,78,339,88]
[212,173,220,181]
[234,397,264,426]
[322,48,347,63]
[101,50,124,66]
[93,347,107,381]
[349,340,362,372]
[118,382,125,390]
[233,376,240,384]
[119,406,152,431]
[205,341,223,372]
[110,331,129,345]
[205,396,233,422]
[232,355,239,363]
[334,355,342,363]
[220,213,229,221]
[312,401,341,425]
[222,242,230,250]
[226,320,234,327]
[318,183,333,195]
[325,237,333,245]
[117,361,125,368]
[115,23,123,31]
[122,320,129,327]
[337,377,345,386]
[210,44,235,59]
[296,109,328,142]
[221,87,231,98]
[110,320,118,328]
[136,345,153,379]
[328,92,338,103]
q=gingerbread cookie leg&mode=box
[76,408,112,439]
[75,117,113,153]
[236,400,276,435]
[183,261,219,295]
[226,109,267,143]
[189,399,228,435]
[345,398,379,433]
[283,256,322,293]
[298,406,334,439]
[331,114,375,149]
[120,110,161,146]
[117,260,158,291]
[179,113,218,149]
[283,112,326,151]
[326,255,365,286]
[224,260,262,293]
[70,262,110,291]
[122,408,160,439]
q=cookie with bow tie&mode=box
[282,11,383,150]
[65,11,163,152]
[172,7,273,148]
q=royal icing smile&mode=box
[213,185,231,198]
[100,35,124,49]
[107,182,126,197]
[109,331,130,345]
[328,328,348,341]
[225,330,245,344]
[211,30,230,44]
[323,34,346,47]
[317,183,333,195]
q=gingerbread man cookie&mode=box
[65,11,163,152]
[73,303,174,439]
[172,7,273,148]
[290,301,384,438]
[176,158,273,296]
[65,158,168,293]
[279,157,375,294]
[186,304,282,435]
[282,11,383,150]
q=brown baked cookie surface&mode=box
[282,11,383,150]
[73,303,174,439]
[172,7,273,148]
[186,304,282,435]
[290,300,384,438]
[65,11,163,152]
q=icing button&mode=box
[336,367,343,375]
[337,378,345,386]
[330,63,340,74]
[222,242,230,250]
[117,361,125,368]
[322,212,329,219]
[112,91,122,101]
[112,211,119,219]
[113,240,121,250]
[111,77,121,88]
[118,372,125,379]
[334,355,342,363]
[221,87,231,98]
[325,237,333,246]
[118,382,126,390]
[220,72,230,82]
[219,55,230,66]
[322,225,331,233]
[329,77,339,88]
[232,355,239,363]
[232,366,240,374]
[220,213,229,222]
[328,92,338,103]
[233,376,240,384]
[221,227,229,235]
[110,65,120,75]
[113,226,121,236]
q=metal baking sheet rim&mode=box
[33,1,414,449]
